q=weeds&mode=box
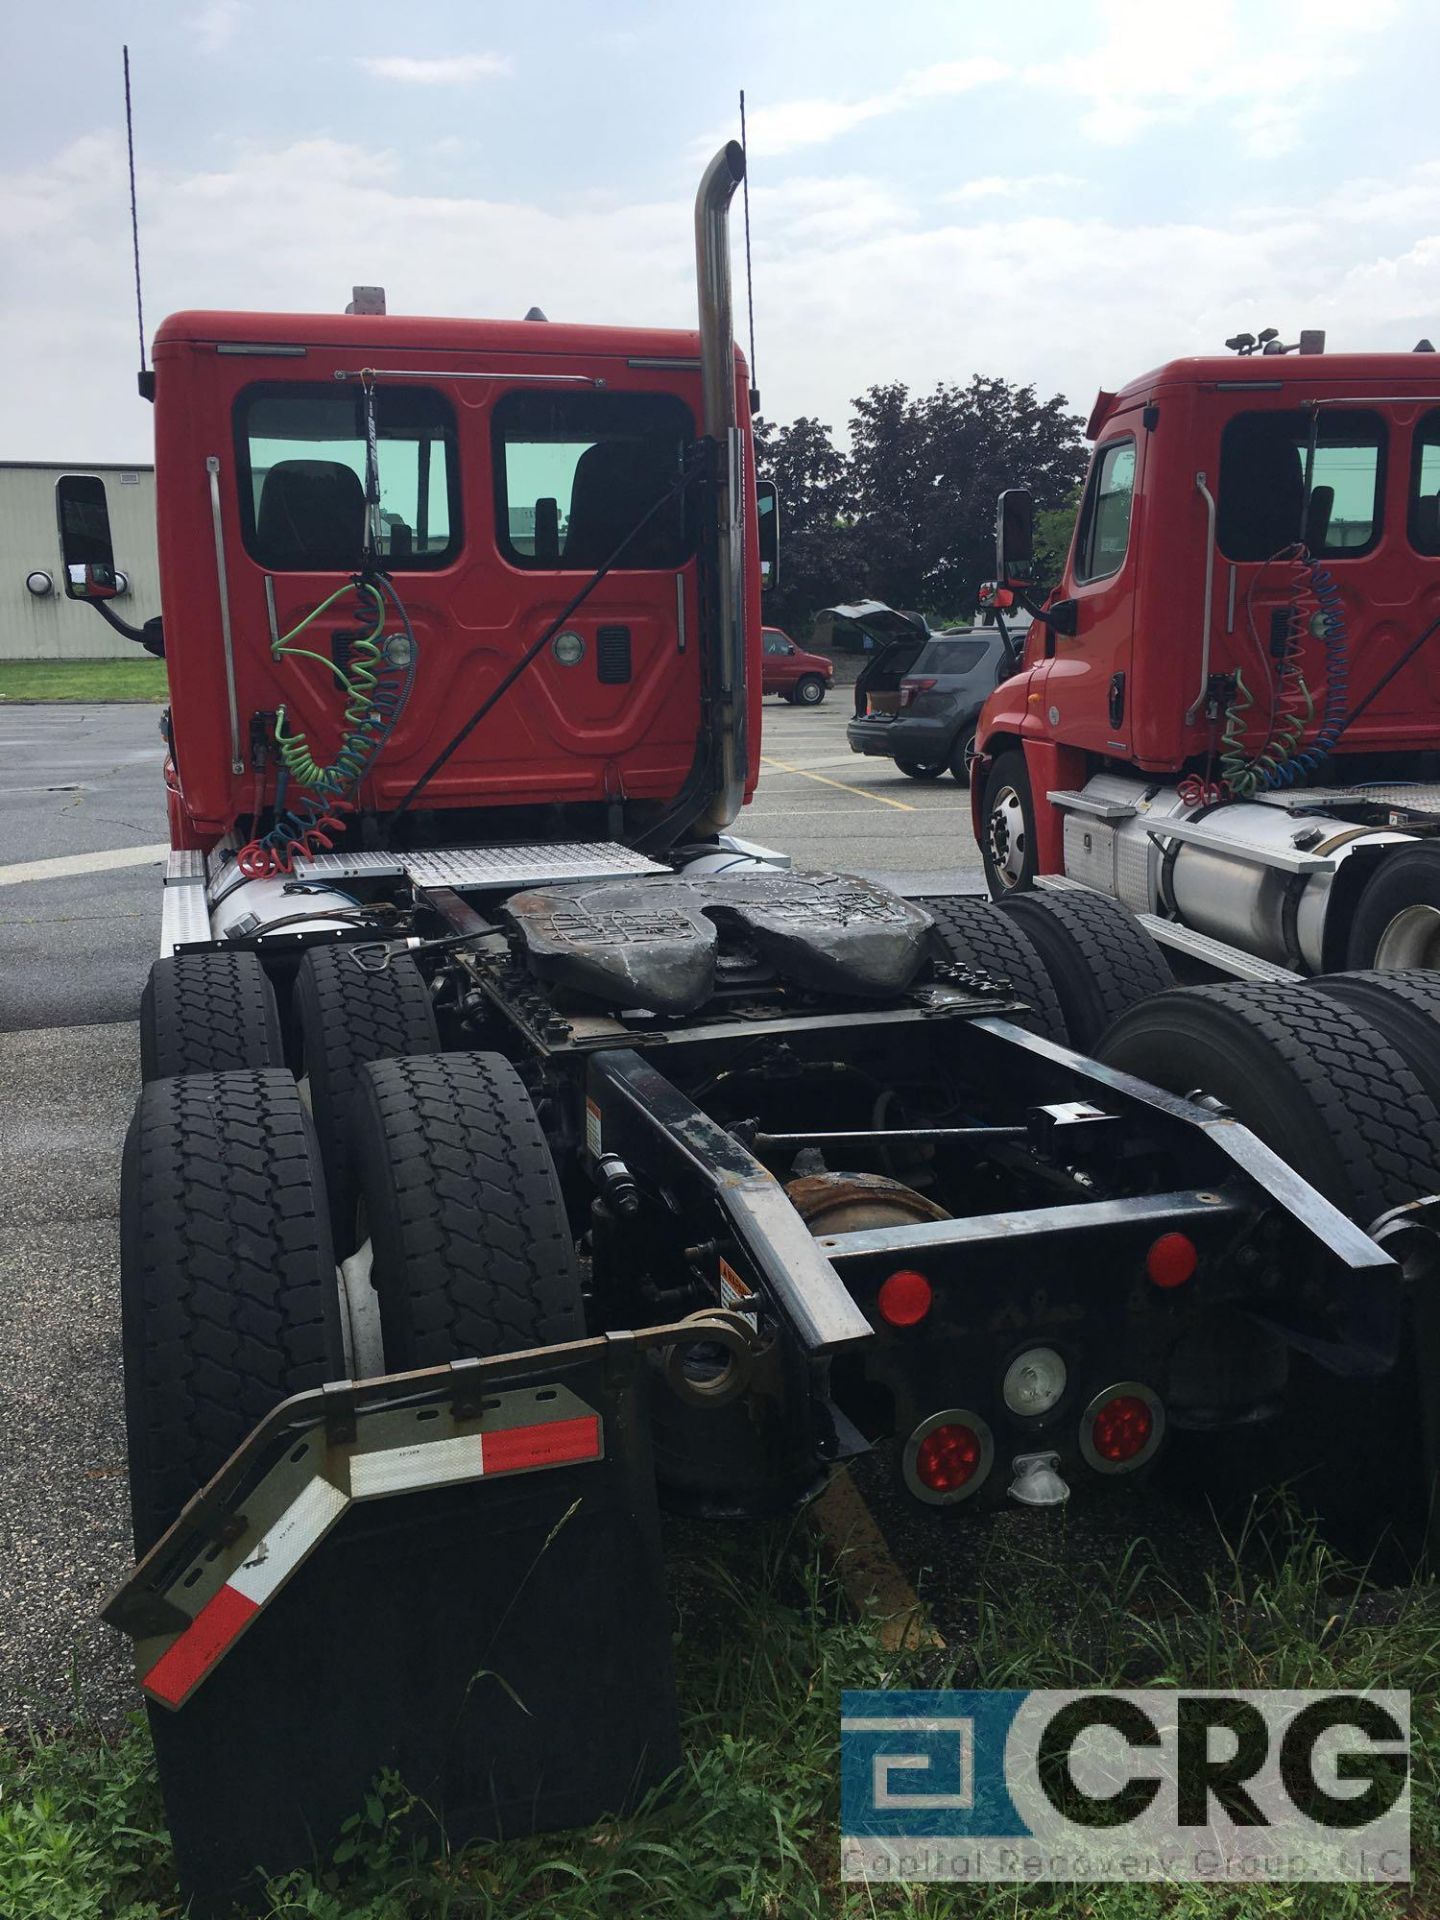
[1,1504,1434,1918]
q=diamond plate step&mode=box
[293,841,667,891]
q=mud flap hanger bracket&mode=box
[103,1315,760,1709]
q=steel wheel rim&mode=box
[987,785,1028,887]
[1374,903,1440,969]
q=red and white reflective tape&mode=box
[141,1408,602,1709]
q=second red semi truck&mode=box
[974,335,1440,980]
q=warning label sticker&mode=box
[719,1257,755,1313]
[585,1098,602,1159]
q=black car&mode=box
[847,628,1013,784]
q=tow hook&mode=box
[1007,1451,1070,1507]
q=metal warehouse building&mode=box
[0,462,160,659]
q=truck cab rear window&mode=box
[235,383,460,572]
[1217,409,1384,561]
[1410,410,1440,556]
[493,390,694,571]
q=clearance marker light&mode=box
[1146,1231,1198,1289]
[877,1268,933,1327]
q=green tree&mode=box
[848,377,1089,618]
[752,414,859,632]
[1032,486,1083,591]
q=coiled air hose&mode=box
[236,574,418,877]
[1217,546,1344,797]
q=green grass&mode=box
[0,659,169,702]
[2,1509,1436,1918]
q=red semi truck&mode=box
[972,335,1440,980]
[56,174,1440,1910]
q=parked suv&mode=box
[761,627,833,705]
[847,629,1012,783]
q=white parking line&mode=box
[0,842,169,888]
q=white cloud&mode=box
[5,133,1439,464]
[356,53,511,85]
[702,57,1010,157]
[943,174,1085,204]
[188,1,247,52]
[1028,0,1400,156]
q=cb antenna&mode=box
[123,45,147,378]
[739,88,758,414]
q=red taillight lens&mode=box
[877,1268,933,1327]
[899,677,937,709]
[914,1422,982,1492]
[1146,1232,1197,1289]
[1090,1394,1154,1464]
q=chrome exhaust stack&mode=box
[693,140,747,834]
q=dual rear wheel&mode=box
[125,947,583,1550]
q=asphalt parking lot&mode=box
[0,694,983,1723]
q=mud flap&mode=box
[102,1327,736,1915]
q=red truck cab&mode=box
[141,308,763,853]
[972,342,1440,971]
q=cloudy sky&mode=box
[4,0,1439,460]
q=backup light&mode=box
[877,1268,933,1327]
[1002,1346,1067,1417]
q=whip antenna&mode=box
[739,88,758,413]
[123,45,147,375]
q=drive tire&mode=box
[139,951,285,1082]
[980,749,1038,893]
[1097,984,1440,1564]
[914,894,1068,1043]
[997,890,1173,1055]
[1311,969,1440,1116]
[352,1052,585,1370]
[794,675,827,706]
[896,757,945,781]
[1345,844,1440,969]
[121,1069,342,1554]
[1096,982,1440,1220]
[295,946,441,1252]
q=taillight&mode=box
[1079,1383,1164,1474]
[903,1408,994,1504]
[1146,1231,1197,1289]
[877,1268,933,1327]
[899,677,937,709]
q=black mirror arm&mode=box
[1010,587,1077,636]
[91,597,166,658]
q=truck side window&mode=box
[493,390,694,571]
[1217,409,1384,561]
[1409,410,1440,556]
[235,383,460,572]
[1073,438,1136,585]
